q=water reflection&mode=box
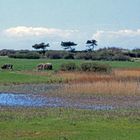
[0,93,113,110]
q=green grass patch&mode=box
[0,71,63,84]
[0,57,140,71]
[0,108,139,140]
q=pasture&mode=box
[0,56,139,84]
[0,56,140,71]
[0,57,139,140]
[0,108,140,140]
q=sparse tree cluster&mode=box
[5,39,140,61]
[32,42,50,56]
[86,40,98,51]
[61,41,77,52]
[32,40,98,55]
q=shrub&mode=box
[8,52,40,59]
[0,49,15,56]
[80,62,111,73]
[60,62,77,71]
[46,51,64,59]
[112,54,131,61]
[74,52,92,60]
[63,53,74,59]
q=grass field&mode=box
[0,57,140,140]
[0,107,140,140]
[0,56,140,71]
[0,56,139,84]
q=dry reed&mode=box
[59,81,140,95]
[114,69,140,78]
[56,69,140,95]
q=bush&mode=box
[112,54,131,61]
[75,52,92,60]
[60,62,77,71]
[46,51,64,59]
[60,62,111,73]
[80,62,111,73]
[0,49,15,56]
[63,53,74,59]
[8,52,40,59]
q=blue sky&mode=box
[0,0,140,50]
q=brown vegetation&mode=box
[56,69,140,95]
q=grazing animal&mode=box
[37,63,53,71]
[44,63,53,70]
[37,64,44,71]
[1,64,13,70]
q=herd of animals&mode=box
[1,63,53,70]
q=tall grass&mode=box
[59,81,140,95]
[114,69,140,77]
[0,69,139,95]
[57,69,140,96]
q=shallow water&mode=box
[0,93,113,110]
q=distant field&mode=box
[0,56,139,84]
[0,56,140,71]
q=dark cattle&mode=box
[1,64,13,70]
[37,64,44,71]
[37,63,53,71]
[44,63,53,70]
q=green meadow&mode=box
[0,57,139,84]
[0,108,139,140]
[0,57,140,71]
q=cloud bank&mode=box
[0,26,80,50]
[3,26,78,38]
[93,29,140,48]
[0,27,140,50]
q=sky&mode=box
[0,0,140,50]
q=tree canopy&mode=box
[32,42,50,55]
[86,40,97,51]
[61,41,77,52]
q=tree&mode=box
[86,40,97,52]
[61,41,77,52]
[32,42,50,56]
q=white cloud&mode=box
[3,26,78,38]
[0,26,80,50]
[93,29,140,41]
[1,27,140,50]
[92,29,140,48]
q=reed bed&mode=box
[0,69,139,96]
[114,69,140,78]
[57,70,140,83]
[56,69,140,96]
[58,71,113,83]
[59,81,140,95]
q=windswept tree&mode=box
[61,41,77,52]
[32,42,50,56]
[86,40,97,52]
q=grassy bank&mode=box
[0,68,139,96]
[0,107,139,140]
[0,71,64,84]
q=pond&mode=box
[0,93,114,110]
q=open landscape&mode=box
[0,57,139,140]
[1,0,140,139]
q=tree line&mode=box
[0,39,139,61]
[32,40,98,55]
